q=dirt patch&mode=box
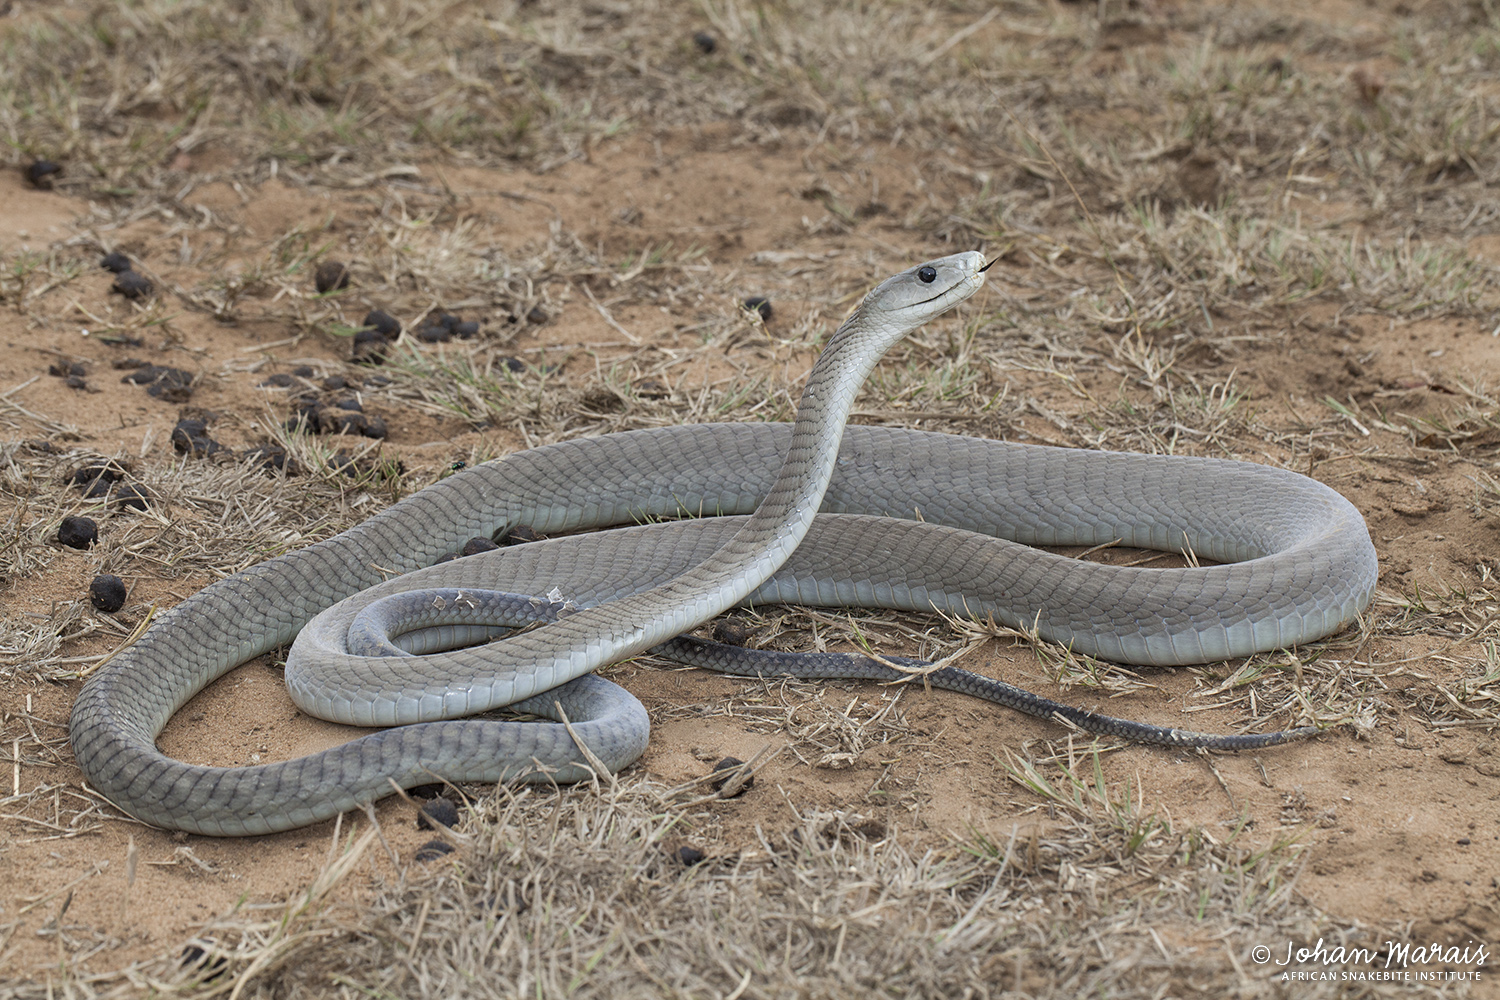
[3,0,1500,996]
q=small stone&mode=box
[677,846,706,865]
[692,31,717,54]
[710,756,753,796]
[112,483,152,511]
[414,839,455,862]
[112,271,153,300]
[1459,837,1472,846]
[743,296,772,322]
[24,160,62,189]
[100,252,132,273]
[461,536,500,556]
[89,574,127,613]
[526,306,548,324]
[313,260,350,293]
[417,797,461,830]
[58,516,98,549]
[363,309,400,338]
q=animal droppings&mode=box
[58,516,98,549]
[89,574,127,612]
[314,260,350,293]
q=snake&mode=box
[68,251,1378,836]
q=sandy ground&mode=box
[2,1,1499,992]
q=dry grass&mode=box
[3,0,1500,995]
[0,440,435,684]
[0,771,1400,1000]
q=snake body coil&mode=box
[69,253,1377,835]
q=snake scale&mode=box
[69,252,1378,835]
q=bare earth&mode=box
[3,0,1500,996]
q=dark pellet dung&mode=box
[171,418,224,457]
[122,365,193,401]
[24,160,61,189]
[112,483,152,511]
[314,260,350,293]
[58,516,98,549]
[414,839,455,862]
[112,271,153,300]
[89,574,127,612]
[417,797,461,830]
[461,536,500,556]
[363,310,400,338]
[100,252,132,273]
[711,756,753,796]
[351,328,389,363]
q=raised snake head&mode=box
[860,250,988,329]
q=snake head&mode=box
[863,250,987,324]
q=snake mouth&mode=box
[914,285,970,308]
[912,261,987,307]
[918,269,984,307]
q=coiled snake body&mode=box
[69,253,1377,835]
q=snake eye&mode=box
[917,265,937,283]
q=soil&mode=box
[3,90,1499,990]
